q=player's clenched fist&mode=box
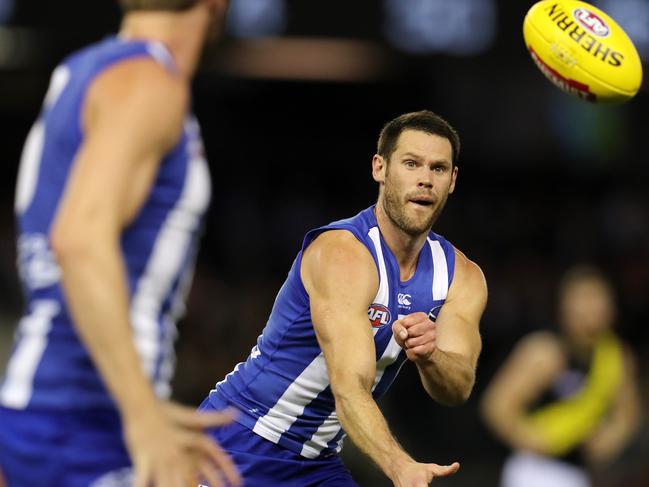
[392,312,437,363]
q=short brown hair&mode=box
[559,265,612,297]
[119,0,200,11]
[377,110,460,166]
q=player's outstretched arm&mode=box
[480,332,565,454]
[302,230,459,487]
[393,249,486,406]
[50,58,239,487]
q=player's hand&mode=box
[390,460,460,486]
[392,312,437,363]
[123,400,241,487]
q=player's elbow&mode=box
[51,227,84,264]
[50,222,102,266]
[432,369,475,407]
[479,387,510,432]
[441,382,473,406]
[331,377,372,415]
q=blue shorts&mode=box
[199,398,358,487]
[0,406,132,487]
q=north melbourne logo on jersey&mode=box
[428,304,443,322]
[368,303,391,327]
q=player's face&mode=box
[374,130,457,236]
[560,279,614,347]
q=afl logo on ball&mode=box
[368,304,391,327]
[573,8,610,37]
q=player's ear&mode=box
[206,0,228,14]
[448,165,458,194]
[372,154,386,183]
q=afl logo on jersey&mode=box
[368,303,391,327]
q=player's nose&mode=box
[417,174,433,188]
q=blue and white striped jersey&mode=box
[211,206,455,459]
[0,37,211,411]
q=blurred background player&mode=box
[0,1,241,486]
[199,111,487,486]
[481,265,642,487]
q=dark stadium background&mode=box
[0,1,648,485]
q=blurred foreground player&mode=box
[0,1,241,486]
[481,266,642,487]
[200,111,487,486]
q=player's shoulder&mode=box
[302,229,378,301]
[450,247,487,295]
[305,229,372,265]
[84,56,188,144]
[88,56,188,117]
[515,331,566,368]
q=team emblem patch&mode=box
[428,305,443,322]
[368,303,391,327]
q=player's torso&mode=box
[533,339,603,465]
[212,206,455,458]
[0,37,211,411]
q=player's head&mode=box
[372,111,460,236]
[119,0,198,9]
[377,110,460,167]
[119,0,229,39]
[558,265,616,347]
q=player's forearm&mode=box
[416,349,475,406]
[54,237,159,420]
[334,387,412,480]
[482,404,550,453]
[583,400,641,463]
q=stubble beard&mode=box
[382,182,448,237]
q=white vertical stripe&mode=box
[131,119,210,386]
[153,316,177,399]
[155,241,200,397]
[301,324,405,457]
[368,226,389,306]
[428,239,449,300]
[0,300,60,408]
[372,335,404,391]
[252,353,330,444]
[300,411,341,458]
[14,122,46,215]
[15,66,71,214]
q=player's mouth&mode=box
[408,196,435,208]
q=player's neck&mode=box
[374,204,428,282]
[119,6,211,78]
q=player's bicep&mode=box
[434,249,486,367]
[302,231,379,393]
